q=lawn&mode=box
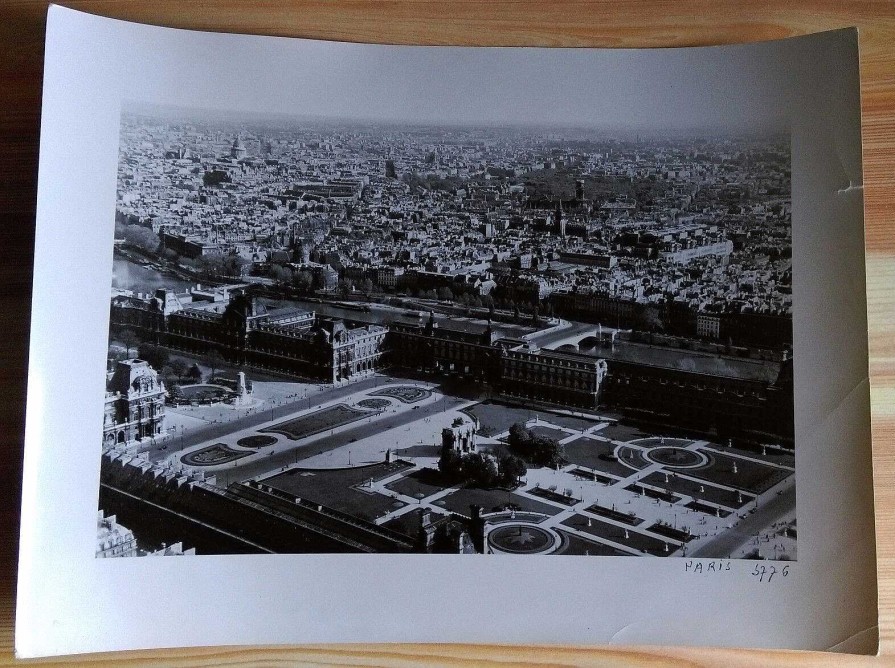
[236,435,278,448]
[385,468,453,499]
[615,446,651,470]
[562,438,636,477]
[528,486,580,506]
[585,503,644,526]
[686,451,792,494]
[181,443,251,466]
[261,404,373,440]
[635,437,694,449]
[623,483,680,503]
[264,461,412,521]
[556,530,630,556]
[528,425,573,442]
[685,500,732,518]
[702,441,795,468]
[639,471,754,508]
[596,423,651,443]
[357,398,392,410]
[560,514,673,556]
[435,486,562,518]
[369,385,432,403]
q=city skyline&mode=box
[99,105,795,560]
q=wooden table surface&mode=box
[2,1,894,665]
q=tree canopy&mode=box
[507,422,563,467]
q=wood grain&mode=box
[3,1,895,665]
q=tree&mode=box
[507,422,562,467]
[636,303,664,332]
[438,444,463,480]
[222,255,248,278]
[122,225,160,254]
[497,452,527,485]
[198,254,226,279]
[508,423,528,450]
[202,349,225,381]
[137,343,169,371]
[187,363,203,383]
[462,452,499,488]
[293,270,314,294]
[270,264,289,283]
[169,359,188,379]
[531,435,563,468]
[336,279,352,298]
[437,287,454,302]
[360,278,375,295]
[167,381,182,399]
[118,328,139,357]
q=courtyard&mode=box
[162,372,795,559]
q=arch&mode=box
[578,335,600,350]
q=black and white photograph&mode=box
[99,61,795,560]
[19,7,880,656]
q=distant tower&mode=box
[555,200,566,237]
[231,135,247,160]
[575,179,585,202]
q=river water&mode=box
[111,257,535,337]
[112,258,195,293]
[110,258,419,324]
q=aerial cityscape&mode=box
[97,107,795,559]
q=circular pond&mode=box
[644,447,708,469]
[488,524,558,555]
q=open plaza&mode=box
[139,369,796,559]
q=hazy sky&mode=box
[111,18,840,132]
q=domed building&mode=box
[230,135,246,160]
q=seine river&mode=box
[110,257,540,338]
[112,258,194,293]
[110,257,418,325]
